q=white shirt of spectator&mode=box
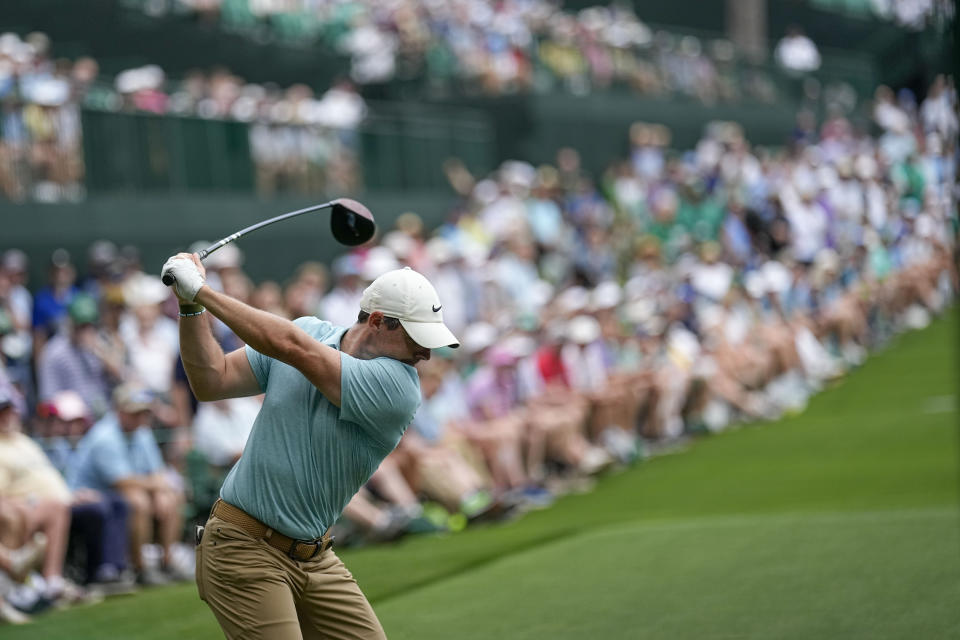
[761,260,793,299]
[318,286,364,330]
[785,198,829,264]
[343,24,397,84]
[921,91,958,139]
[828,177,866,247]
[864,181,888,231]
[3,283,32,356]
[690,261,734,303]
[774,34,821,72]
[781,177,829,263]
[119,313,179,395]
[192,396,261,467]
[893,0,934,28]
[315,87,367,131]
[613,174,645,217]
[723,304,753,346]
[515,352,544,403]
[874,100,911,134]
[480,195,527,241]
[830,178,865,223]
[665,324,702,372]
[560,342,608,393]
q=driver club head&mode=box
[330,198,376,246]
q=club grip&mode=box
[163,247,208,287]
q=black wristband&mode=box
[178,303,205,317]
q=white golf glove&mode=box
[161,255,206,302]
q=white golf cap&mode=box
[360,267,460,349]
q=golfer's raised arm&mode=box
[163,252,344,405]
[177,321,261,403]
[196,286,344,405]
[163,253,259,401]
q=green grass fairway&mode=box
[12,310,959,639]
[378,508,960,639]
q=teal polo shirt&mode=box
[220,317,420,540]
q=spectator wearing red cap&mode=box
[40,391,134,590]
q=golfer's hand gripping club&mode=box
[161,254,207,302]
[160,242,222,287]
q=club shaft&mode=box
[198,200,336,260]
[162,200,336,285]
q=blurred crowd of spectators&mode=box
[132,0,952,95]
[5,9,936,205]
[129,0,790,102]
[0,32,89,202]
[1,71,956,622]
[857,0,952,29]
[2,1,951,203]
[0,21,777,205]
[0,31,366,201]
[141,0,953,31]
[123,0,953,97]
[0,242,196,623]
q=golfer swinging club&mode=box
[162,252,459,639]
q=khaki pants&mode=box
[197,514,386,640]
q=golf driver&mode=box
[161,198,376,286]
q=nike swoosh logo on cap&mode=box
[432,304,442,313]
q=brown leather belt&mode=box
[211,499,333,561]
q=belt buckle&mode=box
[287,538,321,561]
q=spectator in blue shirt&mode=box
[37,390,133,589]
[31,249,79,357]
[722,197,754,265]
[67,383,187,586]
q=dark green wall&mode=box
[431,93,798,176]
[524,93,798,169]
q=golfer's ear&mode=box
[368,311,384,328]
